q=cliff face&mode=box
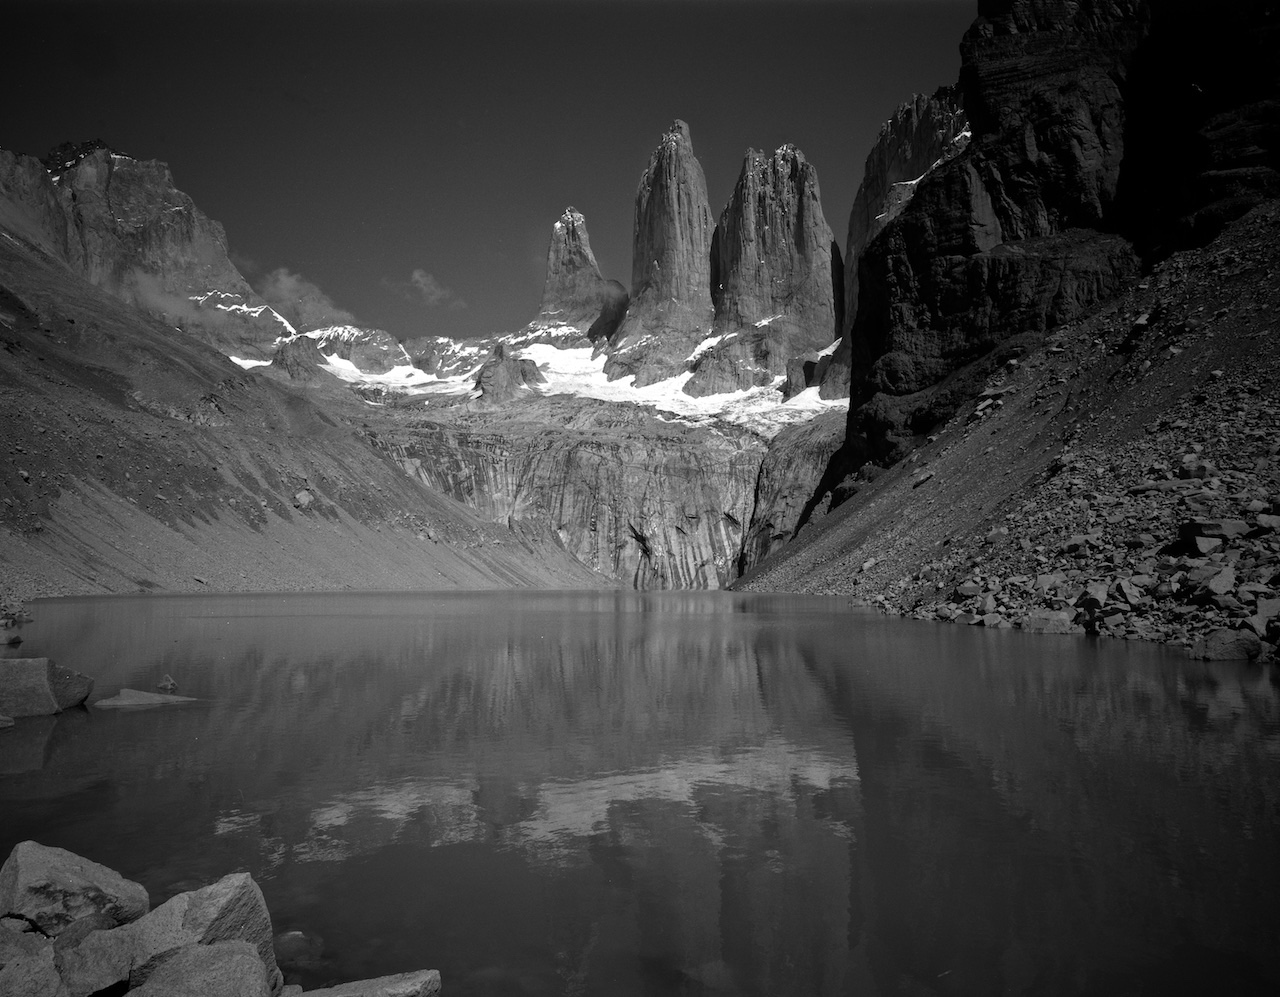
[686,146,838,398]
[384,398,766,590]
[604,120,715,386]
[0,146,291,356]
[842,89,968,338]
[837,0,1152,462]
[738,410,846,574]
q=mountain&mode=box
[818,88,969,400]
[686,145,840,399]
[741,0,1280,661]
[602,120,716,386]
[0,143,293,359]
[529,207,628,341]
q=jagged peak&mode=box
[42,139,126,176]
[664,119,693,145]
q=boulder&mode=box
[302,969,442,997]
[1189,628,1262,660]
[0,944,67,997]
[93,689,197,709]
[0,841,149,937]
[0,920,50,965]
[0,715,12,730]
[127,872,280,990]
[0,659,93,718]
[1019,609,1079,635]
[128,941,270,997]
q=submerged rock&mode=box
[93,688,197,709]
[302,969,442,996]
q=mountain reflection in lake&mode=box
[1,591,1276,995]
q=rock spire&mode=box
[685,144,838,397]
[603,120,715,386]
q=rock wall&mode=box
[686,145,838,398]
[836,0,1152,463]
[0,144,291,356]
[386,398,765,589]
[604,120,715,386]
[738,410,846,574]
[842,88,968,339]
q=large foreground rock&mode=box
[54,871,281,995]
[303,969,442,997]
[0,841,149,937]
[0,659,93,718]
[0,944,65,997]
[128,872,280,989]
[129,941,271,997]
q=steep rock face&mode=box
[386,397,765,589]
[48,149,289,354]
[738,409,846,574]
[0,151,74,260]
[957,0,1152,240]
[842,88,969,338]
[837,0,1151,461]
[604,120,715,386]
[686,146,838,398]
[532,208,621,334]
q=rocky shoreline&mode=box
[741,202,1280,667]
[0,840,440,996]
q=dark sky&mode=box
[8,0,976,340]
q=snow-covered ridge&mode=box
[231,321,843,438]
[189,290,296,335]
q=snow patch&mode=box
[228,356,271,369]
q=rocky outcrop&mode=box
[270,334,329,380]
[685,146,838,398]
[469,344,546,406]
[604,121,715,386]
[833,0,1153,463]
[531,208,626,337]
[301,326,410,374]
[386,397,765,589]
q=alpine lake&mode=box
[1,591,1276,995]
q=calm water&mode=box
[1,591,1277,995]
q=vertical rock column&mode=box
[686,144,837,397]
[603,120,715,386]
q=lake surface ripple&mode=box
[1,591,1276,995]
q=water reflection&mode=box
[1,593,1277,995]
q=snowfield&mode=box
[232,336,845,439]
